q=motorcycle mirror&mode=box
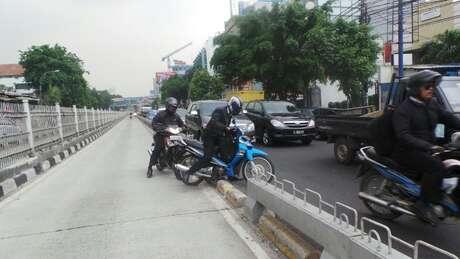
[452,132,460,144]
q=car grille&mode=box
[283,120,309,128]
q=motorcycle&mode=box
[147,126,186,175]
[174,125,275,186]
[357,144,460,222]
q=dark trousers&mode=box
[394,150,446,203]
[148,134,164,168]
[188,134,222,174]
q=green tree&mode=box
[19,44,89,106]
[211,1,378,106]
[45,85,62,104]
[160,75,189,104]
[327,18,379,107]
[190,70,224,101]
[419,29,460,64]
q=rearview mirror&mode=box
[190,110,198,116]
[451,132,460,144]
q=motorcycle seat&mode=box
[184,138,204,150]
[367,149,422,181]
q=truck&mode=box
[317,69,460,165]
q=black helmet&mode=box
[228,96,243,115]
[165,97,178,114]
[407,70,441,97]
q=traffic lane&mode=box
[254,140,460,255]
[0,119,259,259]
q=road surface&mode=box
[0,119,277,259]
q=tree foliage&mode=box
[160,75,189,104]
[19,44,113,108]
[211,1,378,106]
[190,70,224,101]
[419,29,460,64]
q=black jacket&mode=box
[151,110,184,135]
[204,106,231,137]
[393,97,460,153]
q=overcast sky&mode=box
[0,0,230,96]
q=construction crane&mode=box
[161,42,192,71]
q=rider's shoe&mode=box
[147,167,153,178]
[413,200,440,226]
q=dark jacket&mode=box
[392,97,460,153]
[204,106,231,137]
[151,110,184,135]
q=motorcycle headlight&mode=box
[308,120,315,128]
[247,123,255,132]
[270,119,285,128]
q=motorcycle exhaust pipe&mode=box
[174,164,212,178]
[358,192,416,217]
[175,164,189,172]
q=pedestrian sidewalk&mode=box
[0,118,277,259]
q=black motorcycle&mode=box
[147,126,186,176]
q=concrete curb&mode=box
[216,180,247,208]
[0,121,120,201]
[216,180,322,259]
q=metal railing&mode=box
[0,100,124,169]
[248,172,458,259]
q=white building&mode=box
[0,64,26,92]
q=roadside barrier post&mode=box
[56,103,64,144]
[73,105,79,136]
[23,100,35,154]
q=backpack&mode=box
[368,107,396,156]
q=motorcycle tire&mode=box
[241,155,275,183]
[360,172,402,220]
[178,154,203,186]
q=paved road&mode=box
[0,119,277,259]
[250,140,460,256]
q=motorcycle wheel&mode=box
[179,154,203,186]
[205,167,222,186]
[360,173,402,220]
[241,156,275,183]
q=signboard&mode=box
[155,72,176,84]
[421,7,441,22]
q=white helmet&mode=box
[228,96,243,115]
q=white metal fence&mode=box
[0,100,124,169]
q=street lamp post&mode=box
[39,70,60,104]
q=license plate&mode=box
[293,130,304,135]
[170,135,182,141]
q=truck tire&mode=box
[334,138,354,165]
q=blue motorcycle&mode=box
[357,146,460,222]
[174,126,275,186]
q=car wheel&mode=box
[334,138,354,165]
[262,130,274,146]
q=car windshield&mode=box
[439,80,460,112]
[263,102,299,114]
[200,102,226,116]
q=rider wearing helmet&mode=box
[147,97,184,178]
[183,96,243,180]
[392,70,460,225]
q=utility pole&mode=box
[398,0,404,78]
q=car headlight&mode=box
[271,119,285,128]
[308,120,315,128]
[247,123,255,132]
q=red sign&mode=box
[155,72,176,83]
[383,42,392,64]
